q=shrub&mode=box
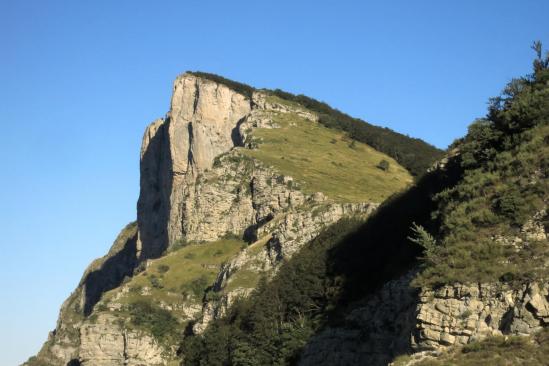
[157,264,170,274]
[129,285,142,293]
[222,232,242,240]
[377,159,390,171]
[184,252,196,260]
[408,223,437,264]
[205,290,222,302]
[149,275,163,289]
[128,300,179,340]
[181,275,210,298]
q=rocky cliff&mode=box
[137,74,253,258]
[26,73,397,366]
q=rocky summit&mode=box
[25,60,549,366]
[25,72,409,366]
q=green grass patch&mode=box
[240,112,412,203]
[103,238,245,315]
[225,269,261,292]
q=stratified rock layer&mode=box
[299,274,549,366]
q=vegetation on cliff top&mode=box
[266,88,443,177]
[413,44,549,286]
[188,71,443,177]
[240,106,412,203]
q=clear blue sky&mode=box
[1,0,547,364]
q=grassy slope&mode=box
[99,239,246,319]
[241,103,413,203]
[266,88,443,177]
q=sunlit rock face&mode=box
[137,73,252,258]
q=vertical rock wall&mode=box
[137,74,252,258]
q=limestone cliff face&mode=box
[27,73,378,366]
[193,200,376,334]
[136,72,373,261]
[137,74,252,258]
[135,73,378,337]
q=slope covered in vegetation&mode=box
[96,238,247,330]
[240,99,412,202]
[266,88,442,178]
[180,167,451,365]
[180,46,549,365]
[413,44,549,286]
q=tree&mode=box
[408,222,437,264]
[532,41,549,73]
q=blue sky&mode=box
[1,0,548,364]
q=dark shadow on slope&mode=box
[81,118,175,317]
[298,273,420,366]
[178,161,462,366]
[82,228,138,316]
[296,160,462,365]
[327,161,460,310]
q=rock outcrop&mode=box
[137,73,253,258]
[299,196,549,366]
[192,200,377,334]
[27,223,140,366]
[299,273,549,366]
[413,281,549,350]
[79,314,165,366]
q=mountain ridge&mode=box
[25,72,420,366]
